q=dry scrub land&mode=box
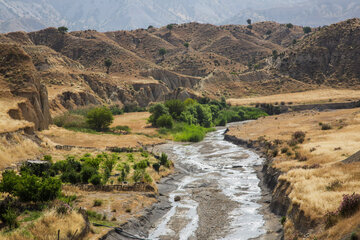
[228,89,360,106]
[227,107,360,239]
[0,112,172,239]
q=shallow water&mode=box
[149,124,266,240]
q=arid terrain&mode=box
[0,17,360,240]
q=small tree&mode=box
[272,50,278,60]
[148,103,169,126]
[156,115,174,129]
[58,26,68,34]
[286,23,294,29]
[104,59,112,74]
[148,25,154,29]
[247,25,253,30]
[159,48,167,56]
[247,19,252,25]
[166,24,173,31]
[303,26,312,34]
[86,107,114,131]
[184,42,189,48]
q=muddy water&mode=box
[149,125,273,240]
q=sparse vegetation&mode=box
[321,123,332,130]
[104,59,112,74]
[57,26,68,34]
[86,106,114,131]
[303,26,312,34]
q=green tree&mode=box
[247,25,253,30]
[272,50,278,60]
[148,103,169,126]
[184,42,189,48]
[165,99,186,120]
[159,48,167,60]
[80,165,98,183]
[303,26,312,34]
[247,19,252,25]
[167,24,173,31]
[156,115,174,129]
[58,26,68,34]
[0,170,19,194]
[104,59,112,74]
[286,23,294,28]
[86,107,114,131]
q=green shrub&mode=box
[156,114,174,129]
[292,131,306,143]
[109,105,124,115]
[184,42,189,48]
[0,170,19,194]
[280,216,286,225]
[93,199,103,207]
[1,208,19,229]
[86,107,114,131]
[351,232,358,240]
[152,163,161,172]
[56,204,70,215]
[165,100,186,120]
[80,166,98,184]
[303,26,312,34]
[61,170,81,184]
[321,124,332,130]
[133,160,149,170]
[286,23,293,28]
[149,103,169,126]
[159,153,169,166]
[58,26,68,34]
[281,147,289,154]
[43,155,52,162]
[89,174,102,185]
[111,125,131,133]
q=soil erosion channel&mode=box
[149,124,272,240]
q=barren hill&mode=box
[0,19,359,133]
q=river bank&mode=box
[102,124,283,240]
[225,108,360,239]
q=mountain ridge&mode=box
[1,0,359,33]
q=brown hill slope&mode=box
[276,18,360,87]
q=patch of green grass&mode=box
[159,122,215,142]
[21,210,43,223]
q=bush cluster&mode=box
[149,98,267,142]
[0,170,62,203]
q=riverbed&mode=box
[148,125,281,240]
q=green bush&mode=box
[93,199,103,207]
[109,105,124,115]
[1,208,19,229]
[303,26,312,34]
[286,23,293,28]
[86,107,114,131]
[321,124,332,130]
[165,100,186,120]
[80,166,98,184]
[89,174,102,185]
[156,114,174,129]
[58,26,68,34]
[152,163,161,172]
[149,103,169,126]
[61,170,81,184]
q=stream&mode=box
[148,124,278,240]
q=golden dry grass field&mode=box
[228,89,360,106]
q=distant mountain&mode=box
[0,0,359,33]
[224,0,360,27]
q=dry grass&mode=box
[111,112,157,135]
[0,131,42,170]
[227,107,360,238]
[0,210,86,240]
[228,89,360,106]
[40,126,164,150]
